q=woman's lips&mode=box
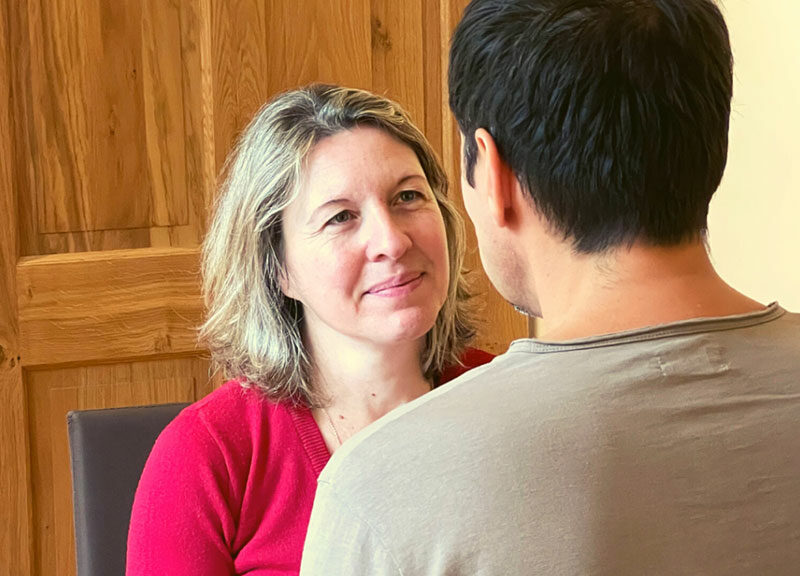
[365,273,424,297]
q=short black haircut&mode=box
[449,0,733,252]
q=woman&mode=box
[126,84,492,575]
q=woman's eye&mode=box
[398,190,422,203]
[327,211,352,225]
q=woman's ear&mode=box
[474,128,515,228]
[279,267,295,300]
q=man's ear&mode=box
[474,128,515,228]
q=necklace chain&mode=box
[322,406,343,448]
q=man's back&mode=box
[301,305,800,574]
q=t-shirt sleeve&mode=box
[300,480,401,576]
[126,409,236,576]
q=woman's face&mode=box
[281,126,449,351]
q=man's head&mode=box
[449,0,734,260]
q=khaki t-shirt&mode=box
[302,304,800,575]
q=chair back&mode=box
[67,402,189,576]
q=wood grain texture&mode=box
[28,0,154,232]
[17,248,204,367]
[371,0,425,131]
[211,0,270,171]
[198,0,217,216]
[27,357,213,576]
[0,369,32,576]
[141,0,190,227]
[422,0,444,157]
[36,227,162,254]
[212,0,373,172]
[12,0,209,256]
[9,0,38,257]
[266,0,372,95]
[440,0,530,352]
[1,0,33,573]
[0,1,33,576]
[174,0,216,243]
[0,0,19,367]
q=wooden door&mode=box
[0,1,527,574]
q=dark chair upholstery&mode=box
[67,402,189,576]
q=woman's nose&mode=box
[363,210,413,261]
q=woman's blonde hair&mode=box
[200,84,475,406]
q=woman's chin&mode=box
[365,310,437,345]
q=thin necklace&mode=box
[322,406,343,448]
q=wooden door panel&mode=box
[371,0,426,131]
[265,0,372,96]
[211,0,374,171]
[27,0,172,232]
[36,228,156,255]
[211,0,272,170]
[13,0,210,256]
[27,357,214,576]
[1,0,34,572]
[17,247,203,367]
[420,0,444,153]
[140,0,192,228]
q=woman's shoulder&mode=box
[191,379,275,420]
[440,347,495,384]
[172,380,270,430]
[151,380,288,467]
[128,381,280,572]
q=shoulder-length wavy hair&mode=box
[200,84,475,407]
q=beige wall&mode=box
[708,0,800,311]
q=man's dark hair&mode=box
[449,0,733,252]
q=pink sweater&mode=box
[126,349,493,575]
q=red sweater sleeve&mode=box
[126,407,236,575]
[439,347,495,383]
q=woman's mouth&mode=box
[365,273,424,297]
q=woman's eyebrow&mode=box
[395,173,427,186]
[308,197,349,223]
[305,173,429,224]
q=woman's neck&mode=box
[306,331,431,451]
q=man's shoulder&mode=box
[307,311,800,574]
[318,350,538,486]
[320,306,800,488]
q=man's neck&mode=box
[535,240,764,341]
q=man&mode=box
[300,1,800,573]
